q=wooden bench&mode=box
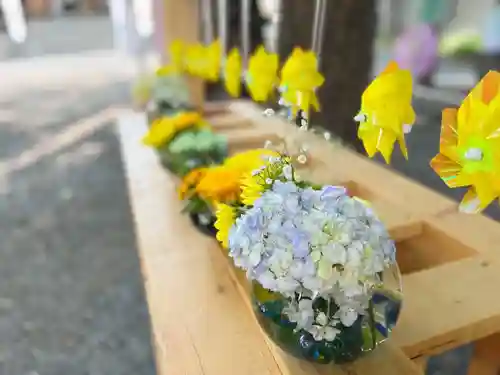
[117,100,500,374]
[116,108,422,375]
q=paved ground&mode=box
[0,14,498,375]
[0,79,157,375]
[0,16,114,60]
[0,16,157,374]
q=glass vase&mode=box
[189,211,217,237]
[251,264,403,365]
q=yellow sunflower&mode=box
[240,156,291,206]
[142,111,205,148]
[240,173,266,206]
[223,148,278,173]
[195,166,242,204]
[178,167,207,200]
[215,203,237,248]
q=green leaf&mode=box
[183,197,210,214]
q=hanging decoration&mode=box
[184,40,222,82]
[156,39,186,76]
[246,46,280,102]
[239,0,271,101]
[224,48,243,97]
[278,0,326,117]
[279,47,324,117]
[354,61,416,164]
[430,71,500,213]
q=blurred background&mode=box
[0,0,498,374]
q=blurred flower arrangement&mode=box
[142,111,228,176]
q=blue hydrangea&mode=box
[227,179,396,338]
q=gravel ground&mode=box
[0,80,156,375]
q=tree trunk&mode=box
[278,0,377,152]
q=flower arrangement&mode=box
[142,111,228,176]
[215,155,401,363]
[149,74,192,116]
[179,148,278,235]
[131,71,191,120]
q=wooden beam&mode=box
[163,0,205,108]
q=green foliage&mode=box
[181,196,211,215]
[151,74,191,110]
[168,128,227,156]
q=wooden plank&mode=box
[116,109,422,375]
[227,101,457,217]
[163,0,204,108]
[208,114,253,130]
[226,128,283,154]
[116,111,281,375]
[391,211,500,359]
[394,252,500,358]
[431,211,500,254]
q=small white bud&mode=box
[297,154,308,164]
[263,108,275,117]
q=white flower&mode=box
[282,164,293,180]
[308,313,341,342]
[336,306,358,327]
[321,242,347,265]
[284,299,315,330]
[315,312,329,326]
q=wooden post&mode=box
[162,0,205,109]
[278,0,377,152]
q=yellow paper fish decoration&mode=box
[246,46,279,102]
[184,43,204,77]
[355,61,416,164]
[224,48,242,98]
[185,40,221,82]
[430,71,500,213]
[279,47,324,116]
[157,40,185,76]
[280,89,320,119]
